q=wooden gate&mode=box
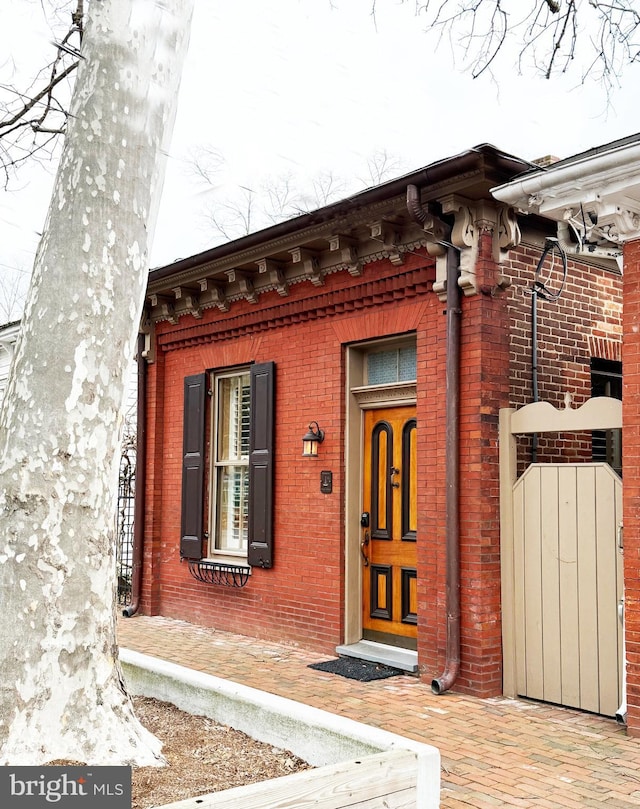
[500,398,623,716]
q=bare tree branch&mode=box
[358,148,405,187]
[0,62,78,136]
[0,1,83,187]
[308,170,348,207]
[205,186,257,241]
[262,173,302,224]
[0,265,30,324]
[186,144,225,188]
[196,148,405,244]
[406,0,640,90]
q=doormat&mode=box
[308,657,404,682]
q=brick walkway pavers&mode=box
[117,616,640,808]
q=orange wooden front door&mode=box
[361,406,417,647]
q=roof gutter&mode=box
[492,141,640,213]
[150,146,532,285]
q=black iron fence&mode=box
[116,434,136,607]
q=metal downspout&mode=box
[406,185,462,694]
[531,283,540,462]
[123,332,147,618]
[432,245,462,694]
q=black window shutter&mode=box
[180,373,207,560]
[248,362,275,568]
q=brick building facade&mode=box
[623,237,640,734]
[134,145,623,711]
[493,133,638,734]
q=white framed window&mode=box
[211,369,251,557]
[181,362,275,568]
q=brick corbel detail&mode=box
[289,247,324,286]
[327,234,362,277]
[148,293,177,324]
[226,269,258,304]
[433,196,520,301]
[256,258,289,297]
[198,278,230,312]
[172,286,202,320]
[157,264,434,352]
[368,221,405,266]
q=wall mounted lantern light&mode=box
[302,421,325,457]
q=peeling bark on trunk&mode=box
[0,0,193,765]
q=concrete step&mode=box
[335,641,418,673]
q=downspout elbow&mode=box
[432,658,460,695]
[407,184,428,224]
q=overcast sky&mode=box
[1,0,639,314]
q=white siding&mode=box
[0,321,20,404]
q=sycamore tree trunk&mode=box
[0,0,193,765]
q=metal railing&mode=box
[116,434,136,607]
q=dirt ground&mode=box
[131,695,311,808]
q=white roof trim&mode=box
[0,321,20,357]
[492,138,640,246]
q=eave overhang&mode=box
[492,135,640,251]
[145,144,534,324]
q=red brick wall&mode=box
[419,228,623,698]
[141,253,437,655]
[416,276,447,683]
[417,229,511,697]
[458,232,512,696]
[139,227,622,700]
[623,238,640,735]
[141,348,166,614]
[505,239,622,467]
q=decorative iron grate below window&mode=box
[188,560,250,588]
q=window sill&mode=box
[187,559,251,588]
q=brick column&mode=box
[417,289,448,683]
[623,238,640,735]
[455,230,511,697]
[140,346,166,615]
[421,228,511,697]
